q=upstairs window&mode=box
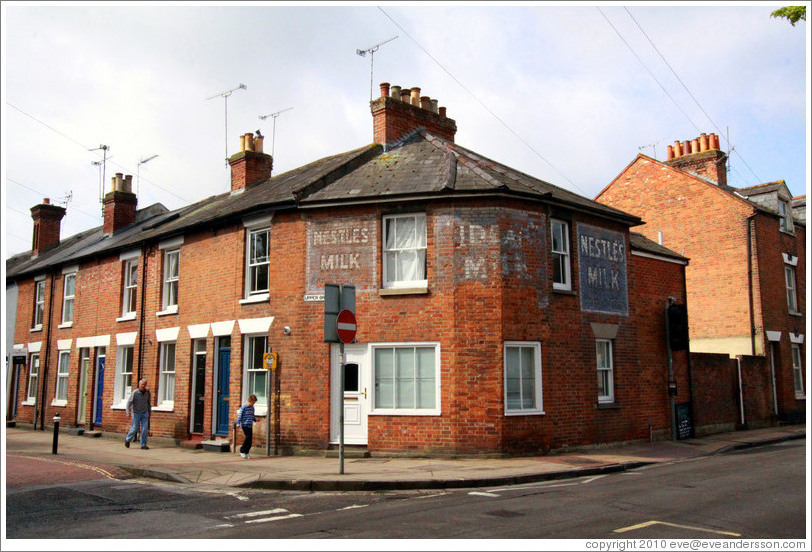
[778,200,793,232]
[246,228,270,297]
[162,249,179,310]
[551,219,571,290]
[33,279,45,329]
[62,273,76,324]
[596,339,615,404]
[785,266,798,313]
[383,213,427,289]
[122,259,138,317]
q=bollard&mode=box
[52,413,61,454]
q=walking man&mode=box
[125,379,151,450]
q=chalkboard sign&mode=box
[675,402,694,440]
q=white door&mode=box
[330,344,369,445]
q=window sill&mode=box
[152,403,174,412]
[379,287,429,296]
[239,293,269,305]
[111,403,127,410]
[21,400,36,407]
[116,313,137,323]
[30,326,43,333]
[596,401,620,410]
[795,394,806,400]
[504,410,545,417]
[58,322,73,329]
[789,311,803,318]
[369,409,441,416]
[552,288,577,296]
[51,399,67,407]
[156,306,178,317]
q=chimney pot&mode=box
[710,133,719,149]
[420,96,431,110]
[673,141,682,157]
[699,133,708,152]
[43,197,50,204]
[400,89,410,103]
[430,99,439,114]
[439,106,447,117]
[245,133,255,152]
[691,139,699,154]
[122,175,133,193]
[390,85,401,99]
[410,87,420,106]
[254,135,264,153]
[240,134,247,152]
[667,145,674,160]
[380,82,390,98]
[682,141,690,155]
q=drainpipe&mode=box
[38,270,57,430]
[736,357,745,426]
[137,243,148,382]
[665,299,677,441]
[746,213,757,356]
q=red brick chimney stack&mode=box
[229,131,273,192]
[103,173,137,235]
[371,82,457,147]
[664,132,728,187]
[30,197,66,256]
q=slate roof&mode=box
[7,130,642,280]
[629,232,688,263]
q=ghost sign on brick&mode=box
[577,223,629,315]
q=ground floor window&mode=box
[115,346,134,405]
[244,335,268,409]
[504,342,543,415]
[27,354,40,403]
[792,344,805,398]
[55,351,70,402]
[372,343,439,414]
[158,342,176,407]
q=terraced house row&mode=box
[5,81,801,455]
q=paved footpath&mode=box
[4,424,805,491]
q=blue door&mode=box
[216,346,231,436]
[94,353,105,426]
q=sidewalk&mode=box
[4,424,805,491]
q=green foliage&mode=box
[770,6,807,26]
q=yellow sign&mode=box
[263,352,278,370]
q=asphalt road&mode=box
[4,439,806,541]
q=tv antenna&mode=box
[207,83,247,166]
[638,140,660,159]
[258,107,294,158]
[356,36,398,101]
[137,154,159,196]
[89,144,110,206]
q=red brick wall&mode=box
[371,96,457,145]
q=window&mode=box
[116,346,134,404]
[504,342,543,414]
[597,339,614,403]
[383,213,427,289]
[778,200,793,232]
[27,354,40,403]
[244,335,268,408]
[158,342,176,406]
[785,266,798,313]
[551,220,571,290]
[162,249,179,310]
[55,351,70,402]
[122,259,138,316]
[246,228,270,297]
[373,344,439,413]
[792,344,805,398]
[33,279,45,328]
[62,273,76,324]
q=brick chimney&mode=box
[664,133,728,187]
[229,131,272,192]
[30,198,66,256]
[371,82,457,147]
[103,173,137,234]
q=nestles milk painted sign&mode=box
[577,223,628,315]
[306,217,377,295]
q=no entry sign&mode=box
[336,309,357,344]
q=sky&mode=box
[2,1,810,259]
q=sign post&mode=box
[263,351,278,456]
[324,284,356,474]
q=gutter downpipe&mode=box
[746,213,757,356]
[736,357,746,426]
[38,271,57,430]
[137,243,148,382]
[665,300,677,441]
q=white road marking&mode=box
[614,520,741,537]
[338,504,369,510]
[244,514,303,524]
[469,491,501,497]
[228,508,289,519]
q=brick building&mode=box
[596,134,806,423]
[6,82,690,454]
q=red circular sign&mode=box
[336,309,357,344]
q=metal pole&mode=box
[266,352,272,457]
[52,413,61,454]
[339,341,345,474]
[224,94,229,166]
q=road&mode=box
[4,439,806,540]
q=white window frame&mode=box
[245,227,270,299]
[115,345,134,406]
[158,342,176,408]
[26,353,40,404]
[33,279,45,329]
[61,272,76,325]
[162,249,180,311]
[597,339,615,404]
[53,350,70,405]
[792,344,805,398]
[785,265,798,313]
[504,341,544,415]
[370,342,441,416]
[778,200,793,233]
[551,219,571,291]
[382,213,428,289]
[121,259,138,317]
[243,334,268,414]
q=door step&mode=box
[83,430,103,438]
[68,427,85,436]
[324,445,370,459]
[201,440,232,452]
